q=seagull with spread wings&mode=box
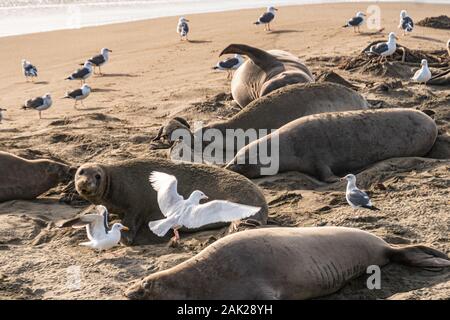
[70,205,129,251]
[148,171,261,244]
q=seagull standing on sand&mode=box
[368,32,398,62]
[177,17,189,41]
[71,205,129,251]
[398,10,414,35]
[411,59,432,84]
[254,6,278,31]
[21,59,38,82]
[0,108,6,123]
[343,11,366,33]
[66,61,93,84]
[147,171,261,244]
[342,174,380,211]
[64,84,91,109]
[213,54,244,79]
[86,48,112,75]
[22,93,52,119]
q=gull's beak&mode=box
[186,19,190,22]
[362,13,366,16]
[340,177,346,181]
[394,35,399,40]
[108,49,113,52]
[274,8,278,11]
[122,226,129,231]
[204,196,209,200]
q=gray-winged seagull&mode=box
[398,10,414,36]
[147,171,261,245]
[66,61,93,84]
[368,32,398,62]
[21,59,38,82]
[71,205,129,251]
[86,48,112,75]
[254,6,278,31]
[22,93,52,119]
[342,174,380,210]
[213,54,244,79]
[64,84,91,109]
[343,11,366,33]
[177,17,189,41]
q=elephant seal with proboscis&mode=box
[225,109,438,180]
[125,226,450,300]
[74,157,268,245]
[220,44,314,107]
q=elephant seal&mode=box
[151,83,368,164]
[0,151,73,202]
[220,44,314,107]
[225,109,438,180]
[125,226,450,300]
[74,157,268,245]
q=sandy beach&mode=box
[0,2,449,299]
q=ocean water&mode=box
[0,0,447,37]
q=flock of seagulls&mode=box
[19,48,111,119]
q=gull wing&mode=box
[149,171,183,216]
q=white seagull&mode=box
[369,32,398,62]
[177,17,189,41]
[0,108,6,123]
[398,10,414,36]
[22,93,52,119]
[64,84,91,109]
[86,48,112,75]
[66,61,93,84]
[411,59,432,84]
[213,54,244,79]
[21,59,38,82]
[343,11,366,33]
[342,174,380,210]
[147,171,261,244]
[254,6,278,31]
[71,205,129,251]
[447,39,450,57]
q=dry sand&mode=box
[0,2,449,299]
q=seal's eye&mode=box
[79,169,84,175]
[95,174,101,180]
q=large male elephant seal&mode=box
[225,109,438,180]
[125,226,450,300]
[220,44,314,107]
[151,83,368,164]
[0,151,73,202]
[74,157,268,245]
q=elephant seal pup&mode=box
[220,44,314,107]
[125,226,450,300]
[74,157,268,245]
[0,151,72,202]
[152,83,368,163]
[226,109,438,180]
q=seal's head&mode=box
[75,163,108,200]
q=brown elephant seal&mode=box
[220,44,314,107]
[0,151,73,202]
[74,157,268,245]
[151,83,368,164]
[125,226,450,300]
[225,109,438,180]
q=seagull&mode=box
[0,108,6,123]
[447,39,450,57]
[368,32,398,62]
[398,10,414,36]
[22,93,52,119]
[86,48,112,75]
[71,205,129,251]
[343,11,366,33]
[177,17,189,41]
[147,171,261,245]
[63,84,91,109]
[254,6,278,31]
[21,59,38,82]
[411,59,432,84]
[66,61,93,84]
[213,54,244,79]
[342,174,380,211]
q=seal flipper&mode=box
[315,163,340,183]
[220,44,281,72]
[389,245,450,269]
